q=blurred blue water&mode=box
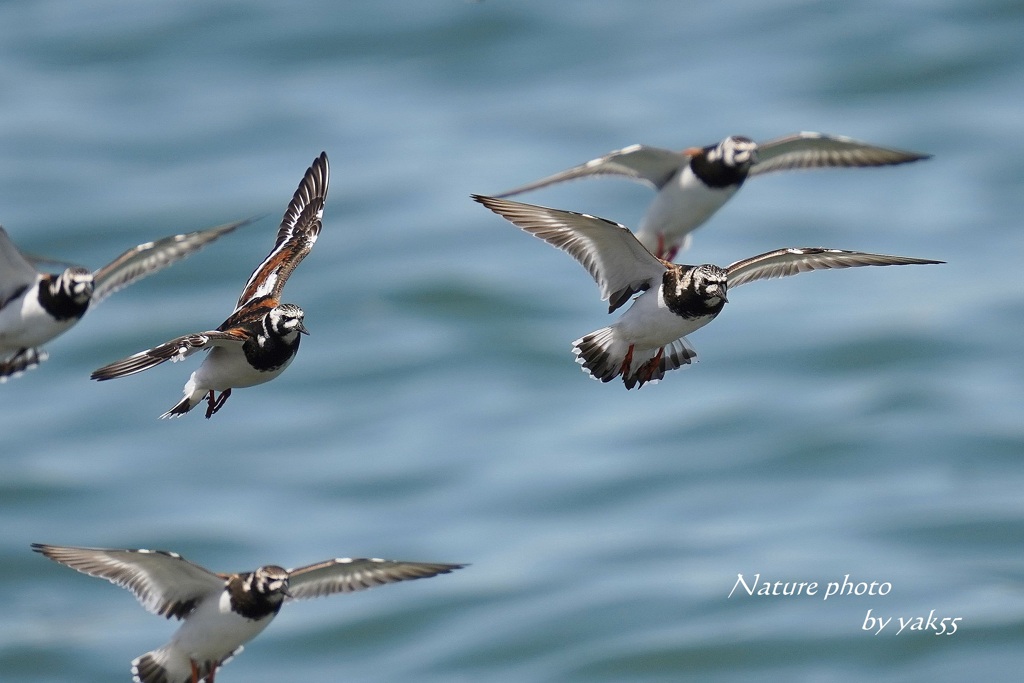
[1,1,1022,681]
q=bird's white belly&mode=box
[0,287,76,352]
[616,288,714,349]
[193,345,293,391]
[171,591,273,662]
[636,166,739,248]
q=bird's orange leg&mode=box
[619,344,635,378]
[205,389,232,418]
[638,347,665,383]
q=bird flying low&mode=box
[493,132,930,259]
[32,543,463,683]
[92,152,329,419]
[473,195,943,389]
[0,217,253,381]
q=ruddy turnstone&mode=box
[493,132,930,259]
[0,219,251,381]
[91,152,329,418]
[473,195,943,389]
[32,543,463,683]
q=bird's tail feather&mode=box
[573,327,696,389]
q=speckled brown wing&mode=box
[233,152,328,313]
[90,328,249,380]
[32,544,224,620]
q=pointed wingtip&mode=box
[471,194,504,212]
[227,214,268,231]
[897,150,933,163]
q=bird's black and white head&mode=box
[690,136,758,189]
[691,264,729,306]
[248,564,292,600]
[52,267,94,305]
[706,136,758,169]
[266,303,308,339]
[663,263,729,318]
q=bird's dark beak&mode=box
[297,321,310,335]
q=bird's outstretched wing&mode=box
[493,144,687,197]
[0,227,40,307]
[726,247,943,288]
[749,132,931,177]
[90,217,257,304]
[91,329,248,380]
[286,557,464,601]
[32,543,224,620]
[474,195,667,313]
[234,152,328,312]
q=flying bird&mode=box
[0,218,251,381]
[92,152,329,418]
[493,132,930,259]
[33,543,463,683]
[473,195,942,389]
